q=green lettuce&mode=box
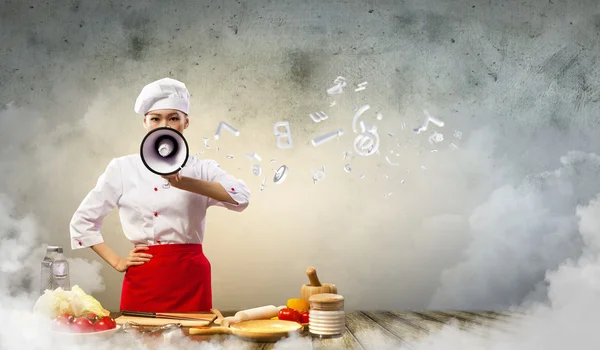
[33,285,110,319]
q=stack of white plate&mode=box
[308,310,346,336]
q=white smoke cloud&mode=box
[428,151,599,310]
[0,193,44,298]
[68,258,106,295]
[0,157,115,349]
[390,189,600,350]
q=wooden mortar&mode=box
[300,266,338,301]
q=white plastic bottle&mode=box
[40,246,58,294]
[52,247,70,290]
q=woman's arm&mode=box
[91,243,151,272]
[71,158,150,271]
[162,160,250,211]
[91,243,122,270]
[169,176,238,204]
[70,159,122,250]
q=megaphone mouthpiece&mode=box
[158,138,175,157]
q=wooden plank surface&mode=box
[345,311,407,349]
[390,311,447,335]
[411,310,490,339]
[363,311,430,343]
[311,326,364,350]
[110,310,520,348]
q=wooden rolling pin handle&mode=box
[189,327,232,335]
[306,266,322,287]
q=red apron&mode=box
[120,243,212,312]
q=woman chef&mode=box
[69,77,250,313]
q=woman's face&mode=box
[143,109,189,133]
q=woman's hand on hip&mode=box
[116,246,153,272]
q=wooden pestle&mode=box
[301,266,337,301]
[307,267,321,286]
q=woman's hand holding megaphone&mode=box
[161,172,183,187]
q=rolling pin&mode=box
[301,266,338,301]
[221,305,285,327]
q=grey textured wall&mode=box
[1,0,600,316]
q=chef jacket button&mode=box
[78,241,82,246]
[154,187,158,191]
[154,212,158,217]
[231,187,235,191]
[157,240,161,244]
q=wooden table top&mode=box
[110,310,525,349]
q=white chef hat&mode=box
[134,77,191,116]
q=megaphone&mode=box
[140,126,189,176]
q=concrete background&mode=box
[1,0,600,313]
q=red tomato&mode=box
[85,312,98,322]
[299,311,309,324]
[71,317,95,333]
[278,308,300,322]
[51,316,71,331]
[94,316,117,331]
[57,313,74,324]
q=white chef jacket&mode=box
[69,154,250,250]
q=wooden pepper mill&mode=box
[301,266,338,302]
